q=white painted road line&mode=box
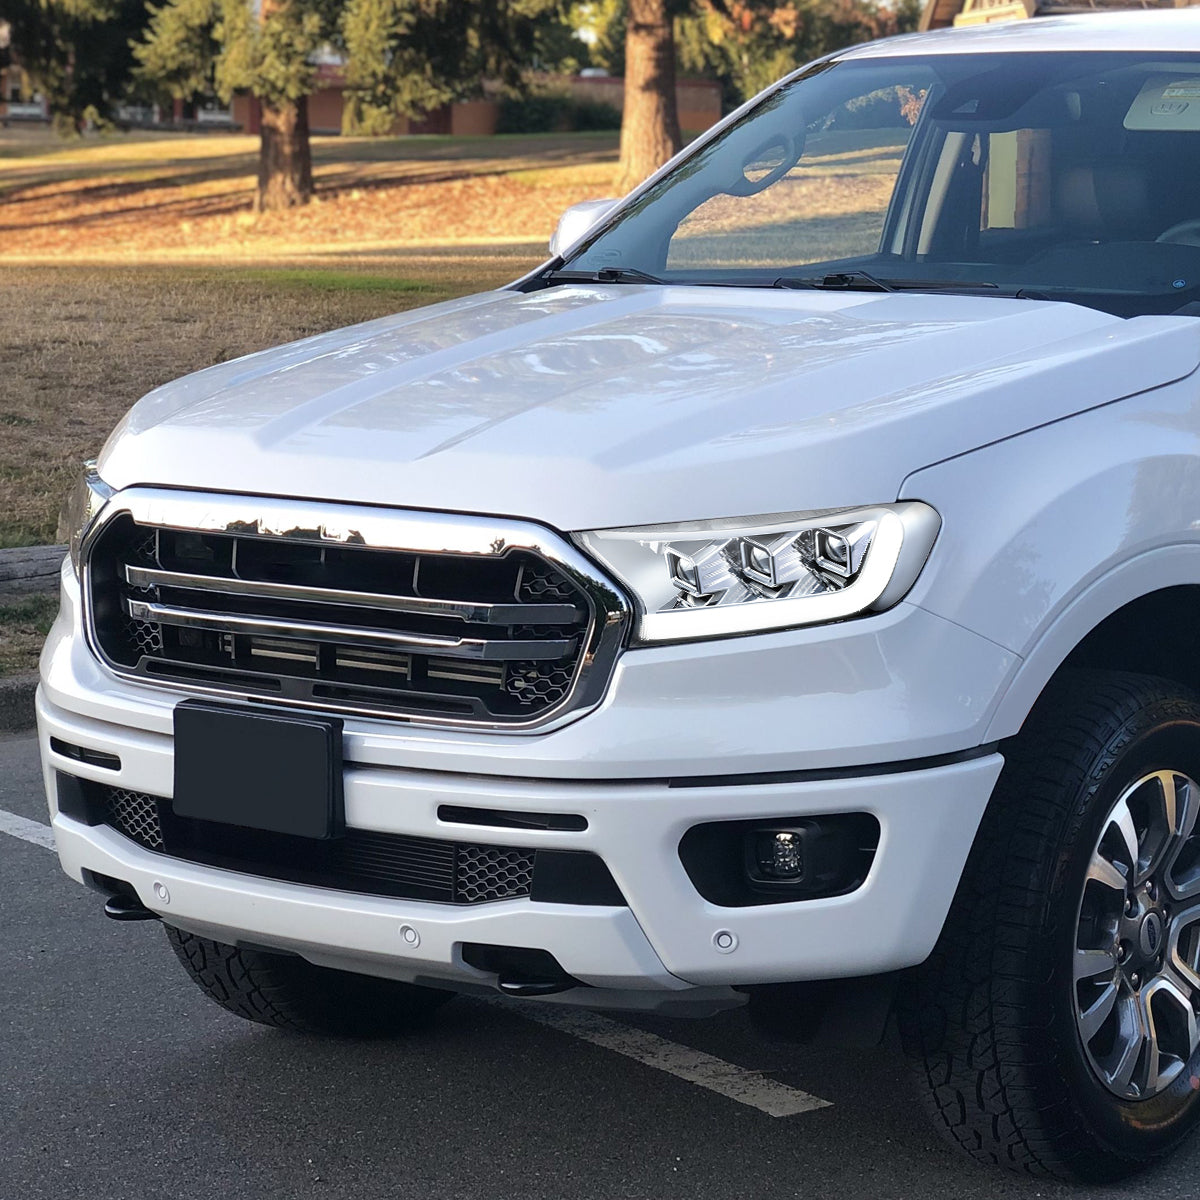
[505,1003,832,1117]
[1,805,833,1117]
[0,807,56,850]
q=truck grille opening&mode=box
[85,509,618,728]
[86,783,620,907]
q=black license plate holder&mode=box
[172,701,344,840]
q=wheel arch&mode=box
[986,546,1200,743]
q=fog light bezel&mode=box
[679,813,880,907]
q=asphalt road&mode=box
[4,728,1199,1200]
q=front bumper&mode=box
[38,561,1008,1005]
[40,684,1002,1001]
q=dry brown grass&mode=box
[0,595,57,676]
[0,127,619,263]
[0,256,538,549]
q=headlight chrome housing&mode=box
[59,462,114,572]
[576,502,940,643]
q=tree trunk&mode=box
[615,0,682,196]
[255,96,313,212]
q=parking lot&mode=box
[4,729,1200,1200]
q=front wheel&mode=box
[166,926,453,1036]
[904,670,1200,1181]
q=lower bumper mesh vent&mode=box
[78,782,621,907]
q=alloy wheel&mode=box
[1074,769,1200,1100]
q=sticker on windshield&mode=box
[1125,75,1200,131]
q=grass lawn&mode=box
[0,125,619,263]
[0,595,58,677]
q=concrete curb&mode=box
[0,674,38,733]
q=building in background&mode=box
[0,21,50,124]
[234,67,721,138]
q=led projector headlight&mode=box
[576,502,940,643]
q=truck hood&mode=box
[100,284,1200,531]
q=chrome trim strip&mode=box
[124,564,582,626]
[81,488,632,734]
[123,598,576,662]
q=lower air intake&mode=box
[85,784,619,907]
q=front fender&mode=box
[900,369,1200,742]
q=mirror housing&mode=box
[550,198,620,258]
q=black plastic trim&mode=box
[439,804,588,833]
[55,771,101,825]
[666,744,1000,789]
[531,849,625,905]
[50,738,121,772]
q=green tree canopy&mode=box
[340,0,557,136]
[4,0,152,133]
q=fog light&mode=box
[755,830,805,879]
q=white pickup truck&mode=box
[39,10,1200,1182]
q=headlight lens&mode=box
[576,502,940,643]
[59,462,114,571]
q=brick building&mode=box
[234,65,723,138]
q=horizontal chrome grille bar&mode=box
[124,599,575,662]
[124,565,581,626]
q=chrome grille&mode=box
[83,491,629,729]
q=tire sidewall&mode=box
[1046,708,1200,1159]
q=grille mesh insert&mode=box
[104,787,164,850]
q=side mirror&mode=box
[550,198,620,258]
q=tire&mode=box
[903,669,1200,1181]
[165,925,453,1036]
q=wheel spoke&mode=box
[1078,981,1119,1042]
[1087,854,1127,893]
[1107,995,1146,1094]
[1168,904,1200,987]
[1164,776,1200,899]
[1074,947,1117,982]
[1112,799,1142,882]
[1142,1018,1164,1095]
[1143,771,1185,880]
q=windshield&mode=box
[559,51,1200,317]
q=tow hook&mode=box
[103,893,161,922]
[496,977,575,997]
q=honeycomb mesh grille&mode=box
[457,845,536,903]
[103,788,164,850]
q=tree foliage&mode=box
[680,0,921,105]
[4,0,151,133]
[341,0,559,135]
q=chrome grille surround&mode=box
[81,488,631,732]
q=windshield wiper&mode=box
[775,272,1000,294]
[543,266,666,286]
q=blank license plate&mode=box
[172,701,344,840]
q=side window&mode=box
[665,84,928,270]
